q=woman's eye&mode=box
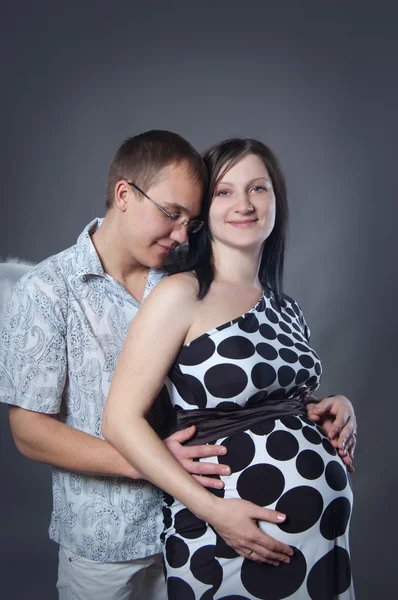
[216,190,229,197]
[250,186,266,193]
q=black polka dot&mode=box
[265,308,279,324]
[325,461,347,491]
[246,390,267,407]
[219,432,256,473]
[256,342,278,360]
[238,313,259,333]
[270,298,280,312]
[167,577,195,600]
[276,486,323,533]
[259,323,277,340]
[165,535,190,569]
[280,312,292,324]
[280,415,302,430]
[251,363,276,389]
[300,415,315,426]
[279,322,292,334]
[302,426,322,445]
[172,373,208,408]
[217,336,255,360]
[163,507,172,530]
[174,508,207,539]
[199,591,214,600]
[250,419,275,436]
[306,375,318,387]
[266,430,299,461]
[299,354,314,368]
[217,597,248,600]
[292,303,300,316]
[190,545,223,589]
[237,464,285,506]
[320,497,351,540]
[215,533,239,559]
[205,364,248,398]
[292,332,304,342]
[296,450,325,480]
[286,307,296,318]
[278,366,296,387]
[256,297,266,312]
[279,348,299,363]
[277,333,295,347]
[267,388,287,399]
[295,342,311,353]
[307,547,352,599]
[178,336,216,366]
[241,547,307,600]
[286,385,300,398]
[215,401,240,410]
[295,369,310,385]
[322,438,337,456]
[315,362,322,375]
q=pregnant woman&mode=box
[103,138,354,599]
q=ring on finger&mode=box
[247,550,253,557]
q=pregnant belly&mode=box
[205,414,353,546]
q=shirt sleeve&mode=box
[0,273,67,414]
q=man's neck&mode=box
[91,215,150,301]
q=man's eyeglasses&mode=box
[128,182,203,234]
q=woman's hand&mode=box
[306,395,357,472]
[207,497,294,566]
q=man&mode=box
[0,130,356,599]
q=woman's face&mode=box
[209,153,276,251]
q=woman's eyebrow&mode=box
[218,176,269,186]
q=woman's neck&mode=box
[211,241,263,290]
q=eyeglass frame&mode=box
[127,182,204,234]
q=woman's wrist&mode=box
[188,489,221,522]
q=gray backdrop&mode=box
[1,1,397,598]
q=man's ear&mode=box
[114,180,130,212]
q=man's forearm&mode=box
[8,406,142,479]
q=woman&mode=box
[103,139,354,599]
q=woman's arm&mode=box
[103,275,294,565]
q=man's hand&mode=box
[208,497,294,565]
[164,426,230,489]
[306,395,357,472]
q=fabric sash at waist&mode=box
[175,396,308,446]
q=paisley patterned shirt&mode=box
[0,219,167,562]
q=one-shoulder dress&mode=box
[162,290,354,600]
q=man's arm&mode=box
[8,406,229,487]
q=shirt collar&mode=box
[75,218,106,279]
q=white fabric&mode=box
[57,545,167,600]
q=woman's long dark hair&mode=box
[179,138,289,308]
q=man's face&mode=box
[122,163,203,269]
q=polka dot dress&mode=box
[163,290,354,599]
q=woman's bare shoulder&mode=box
[142,271,199,313]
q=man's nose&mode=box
[169,225,188,245]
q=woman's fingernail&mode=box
[221,467,231,475]
[277,513,286,521]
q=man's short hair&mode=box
[105,130,207,210]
